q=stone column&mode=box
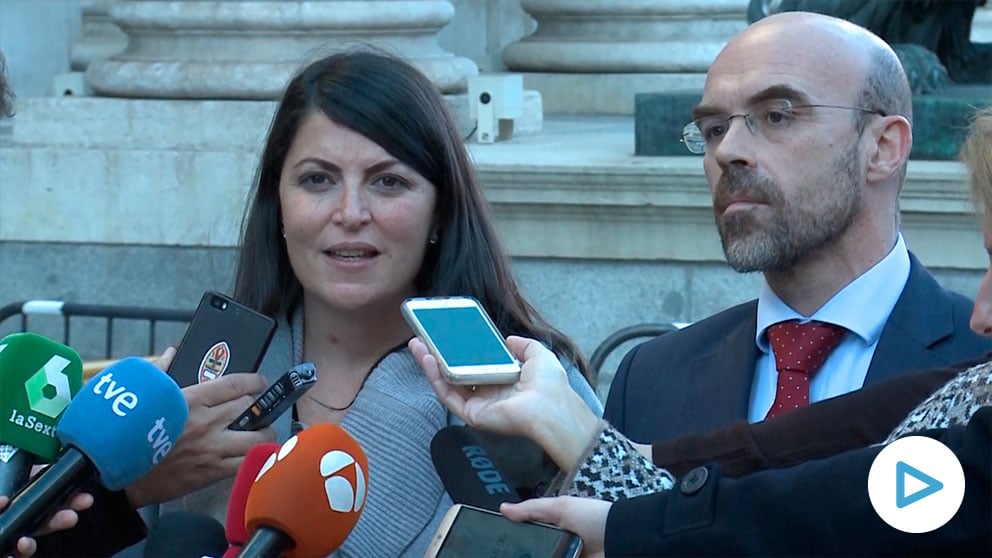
[501,0,748,114]
[974,2,992,42]
[85,0,479,98]
[70,0,128,71]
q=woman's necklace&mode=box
[301,339,409,413]
[306,365,375,412]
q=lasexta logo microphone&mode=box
[0,333,83,497]
[0,333,83,461]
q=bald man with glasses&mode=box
[605,12,991,445]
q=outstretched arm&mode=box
[410,336,601,472]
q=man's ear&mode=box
[866,115,912,183]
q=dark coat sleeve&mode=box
[652,362,971,478]
[606,407,992,557]
[32,480,146,558]
[603,342,641,433]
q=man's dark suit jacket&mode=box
[605,255,992,443]
[605,406,992,557]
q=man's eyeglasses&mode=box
[681,99,887,155]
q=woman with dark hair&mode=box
[2,49,598,558]
[234,50,590,382]
[208,49,600,556]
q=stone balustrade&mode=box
[85,0,478,98]
[501,0,748,114]
[70,0,128,71]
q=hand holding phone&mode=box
[401,296,520,385]
[227,362,317,431]
[425,504,583,558]
[168,292,276,387]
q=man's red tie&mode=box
[765,320,847,419]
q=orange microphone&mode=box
[238,424,368,558]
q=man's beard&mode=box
[713,143,862,273]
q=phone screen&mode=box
[436,506,580,558]
[410,306,515,367]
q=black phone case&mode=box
[167,291,276,387]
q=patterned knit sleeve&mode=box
[884,361,992,443]
[555,421,674,501]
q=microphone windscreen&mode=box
[144,511,226,558]
[57,357,188,490]
[225,442,279,549]
[245,423,368,558]
[0,333,83,461]
[430,425,522,511]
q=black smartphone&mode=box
[227,361,317,431]
[425,504,583,558]
[167,291,276,388]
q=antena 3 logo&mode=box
[257,435,367,513]
[321,450,366,513]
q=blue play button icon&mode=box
[895,461,943,508]
[869,436,964,532]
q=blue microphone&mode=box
[0,357,188,548]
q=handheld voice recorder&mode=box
[227,362,317,431]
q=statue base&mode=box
[634,86,992,160]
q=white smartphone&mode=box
[401,296,520,385]
[425,504,583,558]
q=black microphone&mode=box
[430,426,522,511]
[144,511,227,558]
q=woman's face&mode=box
[278,111,437,313]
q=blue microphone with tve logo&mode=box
[0,357,188,549]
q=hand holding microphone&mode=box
[0,492,93,558]
[0,357,188,550]
[410,336,601,472]
[239,423,368,558]
[125,366,274,508]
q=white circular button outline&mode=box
[868,436,965,534]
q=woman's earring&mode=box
[281,228,287,239]
[428,231,439,245]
